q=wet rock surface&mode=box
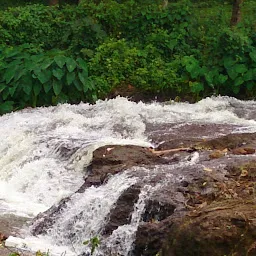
[103,185,141,236]
[31,145,167,236]
[1,129,256,256]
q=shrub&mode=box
[0,4,106,52]
[89,39,182,95]
[0,44,100,114]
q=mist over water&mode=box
[0,96,256,255]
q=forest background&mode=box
[0,0,255,114]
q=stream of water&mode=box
[0,96,256,255]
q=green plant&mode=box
[0,44,100,114]
[89,39,182,96]
[83,236,100,255]
[0,4,106,52]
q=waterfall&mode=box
[1,96,256,255]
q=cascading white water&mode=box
[1,96,256,255]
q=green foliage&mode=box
[0,4,106,52]
[80,0,192,55]
[0,0,46,10]
[0,44,99,114]
[83,236,100,255]
[89,39,181,94]
[0,0,255,114]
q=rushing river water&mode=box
[0,96,256,255]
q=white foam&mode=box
[0,96,255,255]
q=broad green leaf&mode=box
[232,86,240,94]
[37,69,52,84]
[0,84,5,93]
[243,69,253,81]
[24,60,36,71]
[66,58,77,72]
[92,94,98,102]
[74,79,82,92]
[78,71,89,92]
[190,68,201,79]
[227,68,238,80]
[43,83,52,93]
[31,54,44,64]
[33,67,42,77]
[246,81,254,90]
[223,56,236,69]
[83,82,89,92]
[77,58,88,74]
[14,68,26,82]
[21,73,33,95]
[205,72,214,84]
[189,81,204,93]
[53,68,65,80]
[2,89,9,100]
[41,59,54,69]
[66,72,75,85]
[4,67,16,84]
[23,84,32,95]
[218,74,228,84]
[0,101,14,114]
[234,77,244,87]
[183,56,200,79]
[200,66,208,75]
[33,83,42,96]
[54,55,66,68]
[9,84,18,97]
[249,50,256,62]
[53,80,62,95]
[234,64,247,74]
[55,92,68,104]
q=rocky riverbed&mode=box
[0,97,256,256]
[1,128,255,256]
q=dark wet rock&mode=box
[142,200,176,223]
[133,218,175,256]
[103,185,141,236]
[32,145,169,236]
[79,145,170,193]
[196,132,256,150]
[31,197,70,235]
[148,123,238,150]
[161,200,256,256]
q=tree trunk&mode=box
[49,0,59,6]
[230,0,244,26]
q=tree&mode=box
[230,0,244,26]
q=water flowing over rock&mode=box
[0,96,256,256]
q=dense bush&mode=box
[89,39,182,94]
[0,4,106,52]
[0,0,255,114]
[0,44,99,114]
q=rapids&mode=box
[0,96,256,255]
